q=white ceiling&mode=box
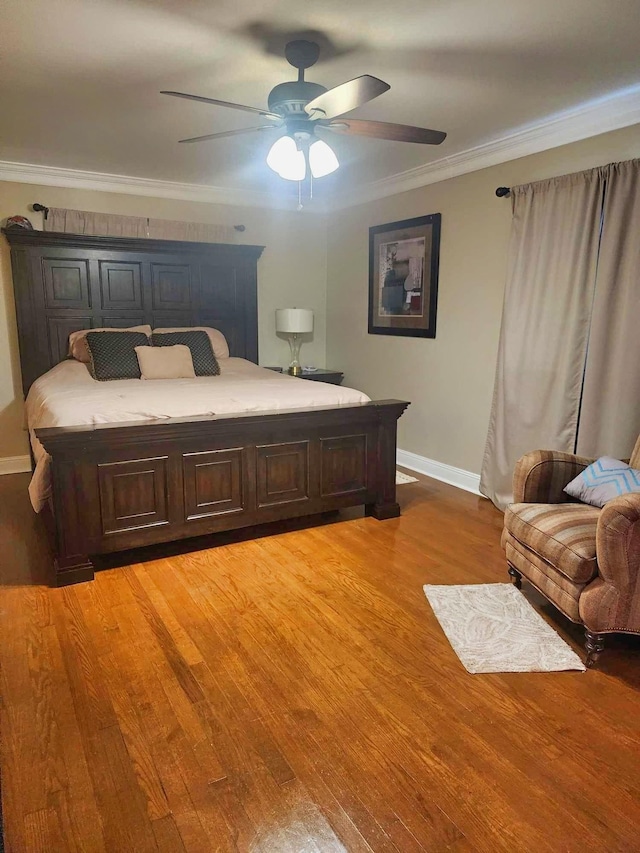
[1,0,639,206]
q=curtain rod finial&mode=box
[495,186,511,198]
[32,203,49,219]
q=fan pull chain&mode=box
[296,172,314,212]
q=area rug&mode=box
[396,470,418,485]
[423,583,586,673]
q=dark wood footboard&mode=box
[36,400,409,586]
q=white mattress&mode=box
[26,358,370,512]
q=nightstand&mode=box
[262,367,344,386]
[300,369,344,385]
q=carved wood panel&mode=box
[47,316,92,364]
[199,264,240,357]
[99,261,143,310]
[257,441,309,507]
[200,264,237,312]
[320,434,368,497]
[151,264,191,310]
[43,258,90,309]
[98,456,169,534]
[183,448,244,521]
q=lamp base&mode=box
[286,333,304,376]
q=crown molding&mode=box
[330,83,640,209]
[1,84,638,213]
[0,159,316,212]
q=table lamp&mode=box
[275,308,314,376]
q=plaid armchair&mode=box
[502,435,640,666]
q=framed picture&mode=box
[368,213,441,338]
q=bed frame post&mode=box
[48,456,95,586]
[366,403,405,520]
[53,555,95,587]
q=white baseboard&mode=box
[0,455,32,475]
[397,449,481,496]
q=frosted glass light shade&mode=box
[266,136,306,181]
[309,139,339,178]
[275,308,314,334]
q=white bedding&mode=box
[26,358,370,512]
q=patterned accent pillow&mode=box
[86,331,150,381]
[151,330,220,376]
[564,456,640,508]
[69,325,152,363]
[152,327,229,359]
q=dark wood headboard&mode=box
[2,229,264,395]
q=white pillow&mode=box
[69,325,152,363]
[135,344,196,380]
[152,327,229,359]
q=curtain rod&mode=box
[495,187,511,197]
[30,203,246,231]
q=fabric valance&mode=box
[43,207,238,243]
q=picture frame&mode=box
[368,213,441,338]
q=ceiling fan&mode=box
[161,40,446,182]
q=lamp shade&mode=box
[309,139,339,178]
[275,308,314,334]
[266,136,306,181]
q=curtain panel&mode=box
[576,160,640,459]
[44,208,238,244]
[479,170,606,509]
[481,158,640,510]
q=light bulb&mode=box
[266,136,306,181]
[309,139,339,178]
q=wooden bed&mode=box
[4,228,408,586]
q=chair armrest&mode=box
[512,450,594,504]
[596,493,640,588]
[579,494,640,633]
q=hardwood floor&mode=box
[1,470,640,852]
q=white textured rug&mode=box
[423,583,586,673]
[396,470,418,485]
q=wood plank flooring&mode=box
[1,470,640,852]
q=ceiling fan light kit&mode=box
[308,139,339,178]
[266,135,306,181]
[267,133,339,181]
[162,38,446,194]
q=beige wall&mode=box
[326,124,640,475]
[0,183,327,457]
[2,124,639,466]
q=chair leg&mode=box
[507,565,522,590]
[584,630,606,668]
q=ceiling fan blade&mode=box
[324,118,446,145]
[304,75,390,120]
[161,90,281,121]
[179,125,278,144]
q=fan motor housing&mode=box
[268,81,327,117]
